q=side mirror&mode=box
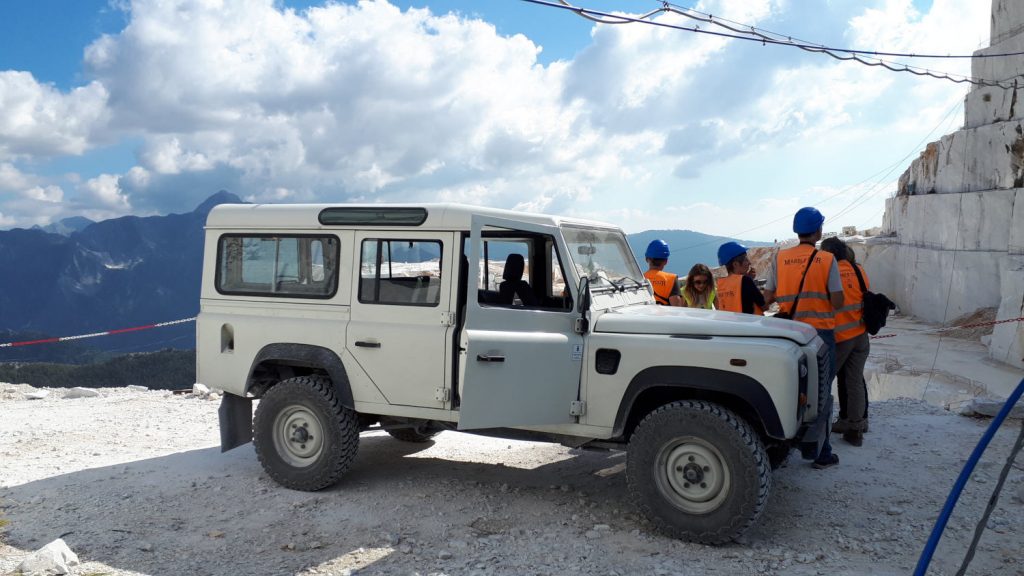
[575,276,591,334]
[576,276,591,314]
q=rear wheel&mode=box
[253,375,358,491]
[626,400,771,544]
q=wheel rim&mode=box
[272,404,325,468]
[654,435,731,515]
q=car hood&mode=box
[593,304,818,345]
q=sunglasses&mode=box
[692,278,708,286]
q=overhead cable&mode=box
[524,0,1022,89]
[826,100,965,223]
[673,98,963,249]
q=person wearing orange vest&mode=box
[821,237,870,446]
[643,239,682,306]
[715,242,765,315]
[764,207,844,469]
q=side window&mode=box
[359,239,442,306]
[473,235,571,310]
[217,235,339,298]
[477,240,531,292]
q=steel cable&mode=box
[525,0,1023,89]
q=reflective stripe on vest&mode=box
[775,292,830,303]
[835,261,867,342]
[716,274,763,315]
[775,243,836,330]
[645,270,677,305]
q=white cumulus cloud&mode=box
[81,173,131,213]
[0,0,996,237]
[0,71,110,160]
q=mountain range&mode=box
[0,194,766,362]
[0,191,242,361]
[627,230,771,278]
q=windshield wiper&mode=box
[611,276,645,292]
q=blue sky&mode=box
[0,0,992,240]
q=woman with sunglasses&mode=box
[681,263,716,309]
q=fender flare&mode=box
[612,366,785,440]
[247,343,354,409]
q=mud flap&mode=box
[799,395,834,460]
[219,393,253,452]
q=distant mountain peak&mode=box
[194,190,245,215]
[33,216,96,237]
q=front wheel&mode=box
[626,400,771,544]
[253,375,359,491]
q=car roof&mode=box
[205,202,619,231]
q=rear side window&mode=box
[217,235,339,298]
[359,239,442,306]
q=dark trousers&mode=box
[815,329,836,461]
[835,332,870,428]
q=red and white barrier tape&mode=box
[0,317,196,348]
[871,316,1024,340]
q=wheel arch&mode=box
[612,366,785,443]
[246,343,354,408]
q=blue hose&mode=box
[913,377,1024,576]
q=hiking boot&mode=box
[812,454,840,469]
[842,431,863,447]
[832,418,867,434]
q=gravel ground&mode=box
[1,384,1023,576]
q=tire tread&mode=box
[626,399,771,544]
[253,375,358,491]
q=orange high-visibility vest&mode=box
[775,244,836,330]
[644,270,678,305]
[717,274,763,315]
[835,261,868,342]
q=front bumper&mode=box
[798,394,834,460]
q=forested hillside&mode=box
[0,349,194,390]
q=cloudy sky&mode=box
[0,0,994,240]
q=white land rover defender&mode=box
[197,203,831,544]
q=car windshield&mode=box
[563,226,644,289]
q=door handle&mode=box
[476,354,505,362]
[355,341,381,348]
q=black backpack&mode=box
[850,264,896,335]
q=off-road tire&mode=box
[253,375,358,491]
[382,419,440,443]
[626,400,771,545]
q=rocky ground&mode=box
[1,384,1023,576]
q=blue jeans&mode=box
[815,329,837,461]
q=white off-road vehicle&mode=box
[197,203,831,544]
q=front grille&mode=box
[816,341,830,413]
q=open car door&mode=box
[458,215,584,429]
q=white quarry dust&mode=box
[1,384,1022,576]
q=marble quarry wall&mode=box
[864,189,1024,369]
[862,0,1024,370]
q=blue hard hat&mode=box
[717,241,748,267]
[793,207,825,234]
[645,239,670,259]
